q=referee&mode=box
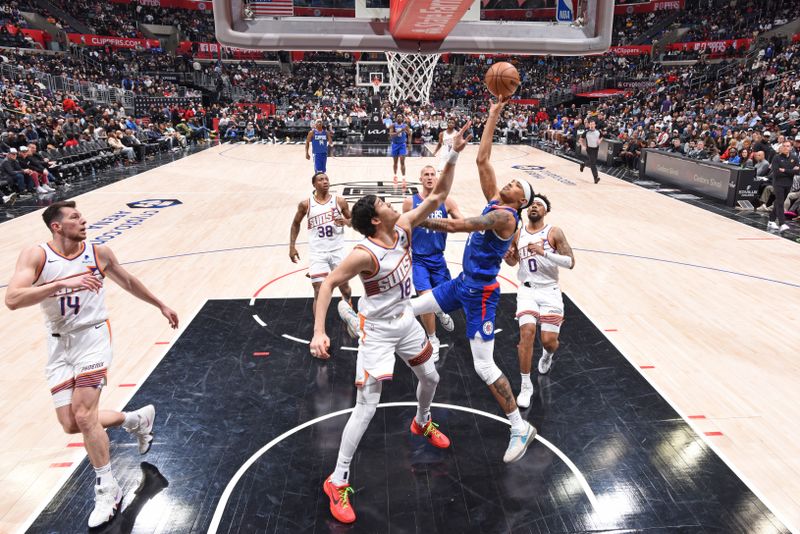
[580,119,601,184]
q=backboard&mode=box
[212,0,614,55]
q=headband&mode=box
[532,196,547,207]
[519,180,534,210]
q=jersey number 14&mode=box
[60,296,81,316]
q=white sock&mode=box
[520,373,532,389]
[93,463,115,487]
[506,409,526,432]
[332,464,350,486]
[428,334,438,343]
[121,411,139,430]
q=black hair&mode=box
[533,193,552,212]
[351,195,379,237]
[42,200,76,230]
[311,171,327,184]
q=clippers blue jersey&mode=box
[411,194,447,257]
[392,123,408,145]
[310,129,328,154]
[462,201,519,282]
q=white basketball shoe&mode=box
[435,311,455,332]
[88,480,122,528]
[125,404,155,454]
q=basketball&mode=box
[484,61,520,98]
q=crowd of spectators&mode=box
[676,0,799,43]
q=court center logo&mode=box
[512,165,576,186]
[335,181,419,205]
[89,199,183,245]
[126,199,183,209]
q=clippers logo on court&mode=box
[482,321,494,336]
[512,165,576,186]
[336,181,419,205]
[89,199,183,244]
[126,199,183,209]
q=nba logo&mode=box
[556,0,573,23]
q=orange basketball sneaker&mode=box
[323,476,356,523]
[410,418,451,449]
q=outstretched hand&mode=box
[489,95,511,115]
[452,120,473,152]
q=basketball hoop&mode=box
[385,52,440,105]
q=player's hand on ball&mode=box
[489,96,510,115]
[310,333,330,359]
[453,121,473,152]
[289,246,300,263]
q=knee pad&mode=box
[470,335,503,385]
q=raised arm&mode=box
[96,245,179,327]
[476,97,509,202]
[444,197,463,220]
[5,246,102,310]
[399,121,472,230]
[289,199,309,263]
[309,248,374,359]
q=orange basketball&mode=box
[484,61,520,98]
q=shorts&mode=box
[46,321,113,408]
[412,254,451,293]
[309,248,346,284]
[515,283,564,333]
[355,310,434,386]
[391,144,407,157]
[432,273,500,341]
[314,152,328,173]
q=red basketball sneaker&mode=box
[323,476,356,524]
[410,418,451,449]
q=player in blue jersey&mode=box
[411,96,537,464]
[305,119,333,173]
[402,165,463,362]
[389,114,411,184]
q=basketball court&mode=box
[1,141,799,532]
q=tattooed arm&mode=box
[547,226,575,269]
[418,207,517,239]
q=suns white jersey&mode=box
[36,242,108,334]
[517,224,560,286]
[356,226,413,319]
[307,193,345,254]
[438,129,458,169]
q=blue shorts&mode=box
[314,152,328,173]
[432,273,500,341]
[391,144,407,157]
[412,254,451,293]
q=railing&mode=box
[0,61,135,112]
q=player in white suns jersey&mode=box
[289,171,357,335]
[432,117,458,173]
[5,201,178,529]
[309,120,471,525]
[503,194,575,408]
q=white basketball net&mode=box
[385,52,441,105]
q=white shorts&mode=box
[309,248,346,284]
[515,284,564,333]
[46,321,113,408]
[355,311,434,387]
